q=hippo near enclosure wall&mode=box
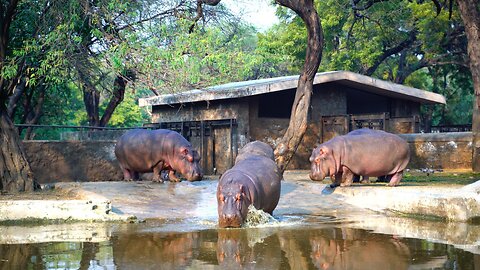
[114,129,203,182]
[310,128,410,187]
[217,141,282,228]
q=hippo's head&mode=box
[217,229,248,267]
[309,145,336,181]
[217,180,251,228]
[175,146,203,181]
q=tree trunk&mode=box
[0,104,34,192]
[23,85,46,140]
[99,75,127,127]
[83,86,100,127]
[456,0,480,171]
[273,0,323,173]
[7,77,26,119]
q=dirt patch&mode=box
[0,188,81,201]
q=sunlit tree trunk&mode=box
[0,104,34,192]
[456,0,480,171]
[273,0,323,173]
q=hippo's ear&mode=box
[318,147,329,157]
[181,147,194,162]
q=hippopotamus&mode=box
[309,128,410,187]
[217,141,282,228]
[114,129,203,182]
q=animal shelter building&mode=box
[139,71,446,174]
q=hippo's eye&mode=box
[235,193,241,201]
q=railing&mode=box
[430,124,472,133]
[14,124,149,141]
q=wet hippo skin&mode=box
[217,141,282,228]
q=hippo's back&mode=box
[232,141,282,213]
[114,129,179,172]
[236,141,275,163]
[341,129,410,176]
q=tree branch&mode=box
[361,29,417,76]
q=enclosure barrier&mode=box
[18,125,473,183]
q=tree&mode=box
[0,0,34,192]
[273,0,323,173]
[455,0,480,171]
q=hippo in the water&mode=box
[114,129,203,182]
[217,141,282,228]
[309,128,410,187]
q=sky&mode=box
[222,0,279,32]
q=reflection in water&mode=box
[111,231,201,269]
[217,228,283,269]
[0,242,114,270]
[306,229,410,269]
[0,225,478,269]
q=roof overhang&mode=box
[139,71,446,107]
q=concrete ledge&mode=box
[0,223,113,244]
[333,182,480,222]
[0,183,136,223]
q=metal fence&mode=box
[14,124,147,141]
[430,124,472,133]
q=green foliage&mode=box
[108,91,146,127]
[261,0,472,126]
[2,0,474,134]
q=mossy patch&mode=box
[402,171,480,186]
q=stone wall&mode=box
[398,132,472,171]
[22,132,474,184]
[23,140,122,184]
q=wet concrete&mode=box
[34,172,479,254]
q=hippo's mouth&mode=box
[219,216,243,228]
[186,171,203,181]
[310,164,324,181]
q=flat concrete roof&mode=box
[139,71,446,107]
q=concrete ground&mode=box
[1,170,479,223]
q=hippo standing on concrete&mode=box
[309,128,410,187]
[217,141,282,228]
[114,129,202,182]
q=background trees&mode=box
[263,0,472,129]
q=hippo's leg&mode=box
[132,171,140,180]
[387,171,403,187]
[330,172,343,188]
[168,170,181,182]
[361,176,370,184]
[340,167,354,187]
[121,167,133,181]
[152,161,165,183]
[352,174,361,183]
[376,175,388,183]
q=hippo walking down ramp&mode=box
[309,128,410,187]
[114,129,202,182]
[217,141,282,228]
